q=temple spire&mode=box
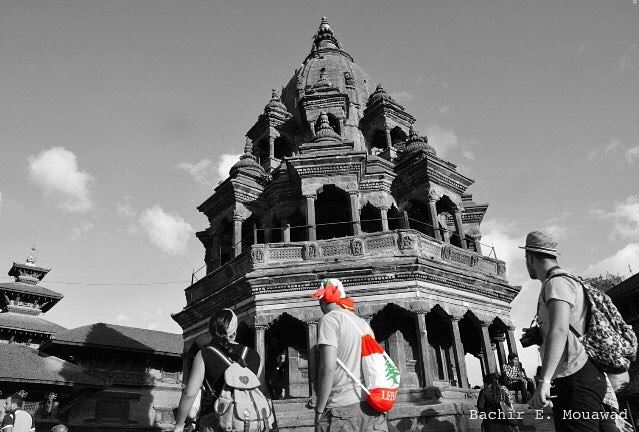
[26,245,37,266]
[313,17,340,50]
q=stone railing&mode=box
[185,229,506,305]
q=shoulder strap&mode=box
[241,346,248,361]
[543,272,587,338]
[207,346,233,367]
[337,310,365,337]
[329,311,371,396]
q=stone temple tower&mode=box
[173,17,520,428]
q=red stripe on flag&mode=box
[361,334,384,356]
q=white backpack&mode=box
[336,313,400,413]
[204,346,275,432]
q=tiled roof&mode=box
[0,312,67,335]
[0,344,106,387]
[48,323,183,356]
[0,281,63,300]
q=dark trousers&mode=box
[550,358,606,432]
[317,402,388,432]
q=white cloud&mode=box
[462,150,475,160]
[71,221,94,241]
[543,224,568,240]
[587,149,598,162]
[605,138,622,158]
[625,146,639,165]
[116,313,130,322]
[389,91,413,104]
[593,196,639,240]
[584,243,639,278]
[438,106,451,115]
[116,202,136,219]
[139,205,194,255]
[545,211,572,225]
[425,125,458,157]
[28,147,93,213]
[177,153,242,186]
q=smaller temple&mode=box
[0,248,183,431]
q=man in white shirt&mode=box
[2,394,35,432]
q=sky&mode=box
[1,0,638,383]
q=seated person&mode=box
[501,353,534,403]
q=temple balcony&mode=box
[184,228,507,307]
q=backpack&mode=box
[335,312,400,413]
[204,346,275,432]
[545,272,638,373]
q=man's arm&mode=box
[1,413,14,432]
[174,351,205,431]
[530,299,570,408]
[315,344,337,413]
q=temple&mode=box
[0,249,183,431]
[172,17,522,429]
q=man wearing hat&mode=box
[312,279,388,432]
[522,231,606,431]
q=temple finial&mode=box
[313,17,340,49]
[271,89,279,101]
[26,245,37,266]
[317,112,331,130]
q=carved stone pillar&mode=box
[453,206,467,249]
[263,227,271,244]
[254,324,267,384]
[494,335,507,372]
[233,218,243,257]
[474,237,483,255]
[480,323,497,374]
[349,192,361,235]
[402,210,410,229]
[282,220,291,243]
[269,136,275,159]
[379,207,389,231]
[436,346,448,381]
[428,191,442,241]
[414,311,434,387]
[385,126,392,149]
[306,320,318,397]
[387,330,407,381]
[506,326,519,358]
[450,316,469,388]
[305,195,316,241]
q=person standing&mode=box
[523,231,606,431]
[1,394,35,432]
[173,308,265,432]
[312,278,388,432]
[477,373,519,432]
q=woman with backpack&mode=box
[173,308,273,432]
[476,373,519,432]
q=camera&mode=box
[520,325,543,348]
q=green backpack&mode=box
[205,346,275,432]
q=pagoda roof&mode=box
[0,312,67,335]
[0,344,106,388]
[45,323,183,357]
[0,281,63,300]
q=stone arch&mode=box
[315,185,351,240]
[219,218,234,264]
[390,126,407,146]
[360,202,382,233]
[406,199,436,238]
[436,195,461,247]
[426,305,456,385]
[369,129,387,151]
[489,317,510,373]
[370,303,420,388]
[314,112,341,135]
[274,136,293,159]
[265,313,308,399]
[388,204,401,230]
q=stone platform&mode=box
[274,399,556,432]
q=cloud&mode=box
[425,125,458,157]
[462,150,475,160]
[584,243,639,278]
[28,147,93,212]
[592,196,639,240]
[544,211,572,225]
[71,221,94,241]
[605,138,622,158]
[617,44,638,74]
[116,202,136,219]
[625,147,639,165]
[177,153,242,186]
[543,224,568,240]
[116,313,130,322]
[587,149,598,162]
[139,205,194,255]
[389,91,413,104]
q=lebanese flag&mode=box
[360,334,400,413]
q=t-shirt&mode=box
[537,271,588,378]
[317,309,371,408]
[1,410,35,432]
[200,342,262,412]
